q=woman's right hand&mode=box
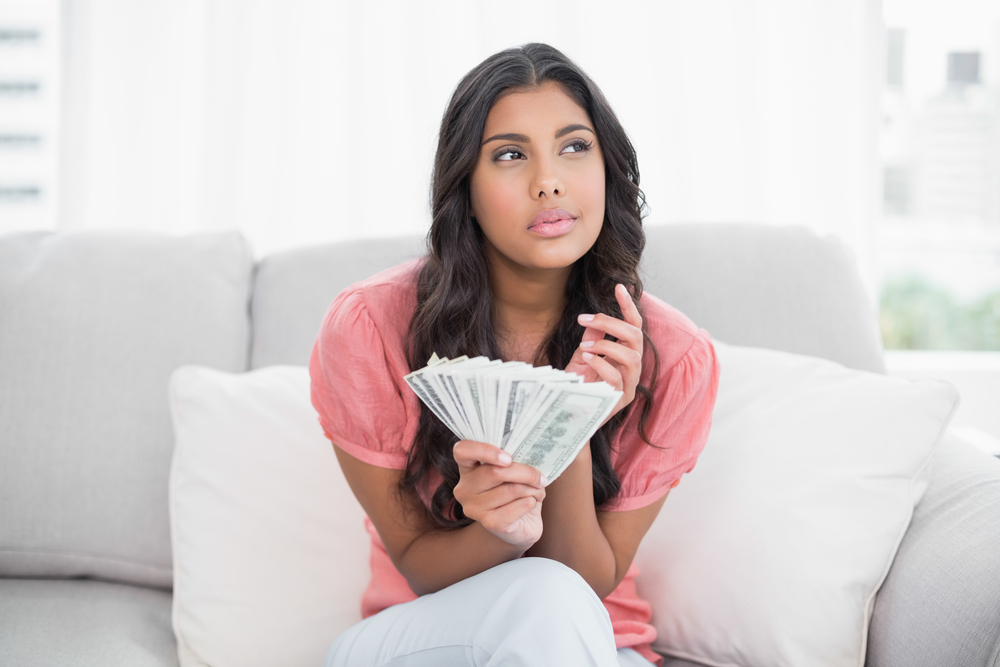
[452,440,547,550]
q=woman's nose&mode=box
[530,156,564,199]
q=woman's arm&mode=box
[524,441,668,598]
[333,440,546,596]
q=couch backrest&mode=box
[251,236,426,369]
[251,223,886,374]
[0,230,252,588]
[642,224,885,373]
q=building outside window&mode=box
[878,0,1000,453]
[878,1,1000,352]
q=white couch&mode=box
[1,224,998,666]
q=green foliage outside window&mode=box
[879,273,1000,350]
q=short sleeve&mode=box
[308,287,410,469]
[606,330,720,512]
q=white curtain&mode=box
[58,0,883,277]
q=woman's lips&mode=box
[528,208,577,237]
[529,217,576,237]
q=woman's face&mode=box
[469,81,605,274]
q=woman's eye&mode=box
[494,148,524,161]
[562,139,594,154]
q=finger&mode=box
[615,283,643,329]
[462,460,548,495]
[577,313,642,348]
[480,461,548,489]
[580,323,604,344]
[583,352,625,390]
[566,325,605,373]
[453,440,511,475]
[579,339,642,371]
[477,483,546,511]
[488,496,541,533]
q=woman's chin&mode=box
[521,246,591,272]
[485,231,599,274]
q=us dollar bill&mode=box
[506,385,621,480]
[404,354,621,482]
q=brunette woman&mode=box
[310,43,719,667]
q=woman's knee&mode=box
[474,558,616,662]
[493,558,606,611]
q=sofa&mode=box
[1,223,998,667]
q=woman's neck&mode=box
[486,245,571,364]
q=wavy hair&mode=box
[403,43,659,529]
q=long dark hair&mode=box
[403,43,659,529]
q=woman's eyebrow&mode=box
[480,124,595,147]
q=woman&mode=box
[310,43,719,667]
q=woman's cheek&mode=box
[484,186,524,235]
[580,167,606,217]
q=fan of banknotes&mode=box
[404,353,622,482]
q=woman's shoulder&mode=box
[342,257,424,310]
[309,258,424,469]
[322,257,425,336]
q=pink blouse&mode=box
[309,259,719,666]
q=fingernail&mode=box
[579,314,594,322]
[540,475,551,487]
[582,352,594,361]
[580,340,594,348]
[498,452,512,465]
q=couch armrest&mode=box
[867,431,1000,667]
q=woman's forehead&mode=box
[483,82,592,137]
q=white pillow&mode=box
[169,365,369,667]
[634,342,959,667]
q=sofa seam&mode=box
[0,547,172,574]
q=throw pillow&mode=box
[634,341,959,667]
[169,365,368,667]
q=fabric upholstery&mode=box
[0,578,177,667]
[251,235,426,368]
[642,224,886,374]
[0,231,252,587]
[867,432,1000,667]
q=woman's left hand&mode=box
[564,283,643,424]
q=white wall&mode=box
[54,0,882,266]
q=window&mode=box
[0,0,59,233]
[878,1,1000,351]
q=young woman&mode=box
[310,43,719,667]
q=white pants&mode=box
[324,557,656,667]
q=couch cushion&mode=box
[0,578,177,667]
[250,224,885,374]
[0,231,252,588]
[251,235,426,368]
[642,223,886,374]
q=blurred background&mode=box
[1,0,998,447]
